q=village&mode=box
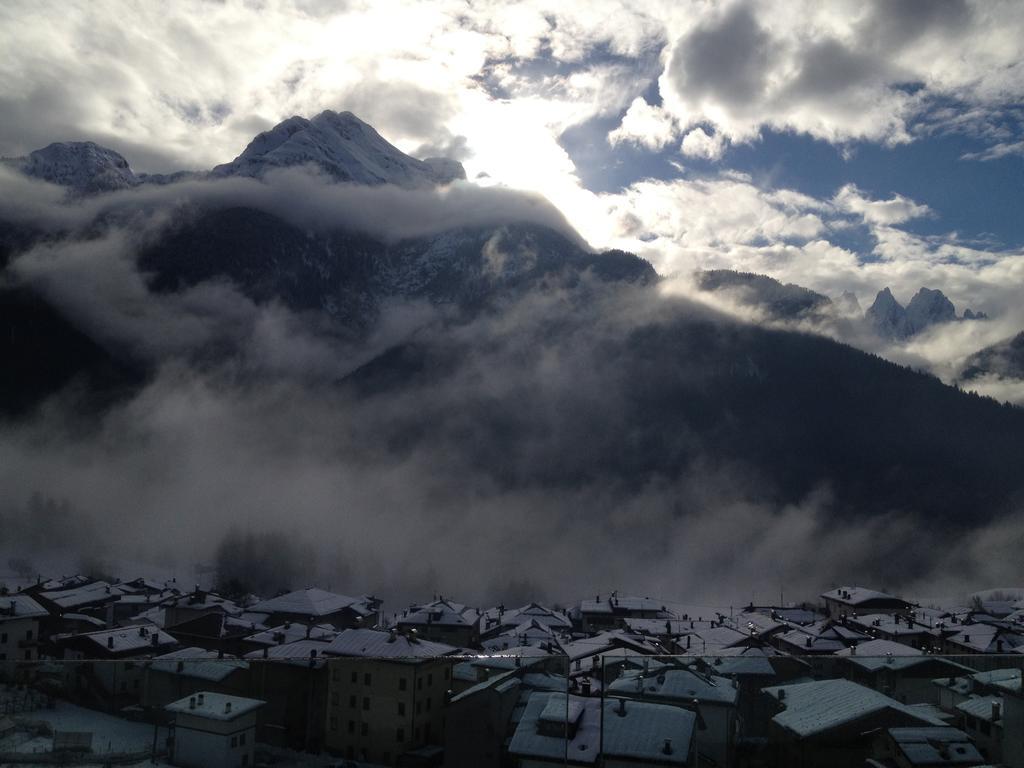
[2,574,1024,768]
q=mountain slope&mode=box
[211,111,465,187]
[961,331,1024,381]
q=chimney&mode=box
[189,696,196,710]
[107,636,114,649]
[581,678,591,696]
[262,647,269,659]
[662,738,673,755]
[197,693,204,706]
[778,688,786,701]
[617,698,627,717]
[992,701,1002,722]
[224,701,232,714]
[152,633,159,647]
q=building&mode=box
[55,624,179,710]
[836,639,973,704]
[762,679,945,768]
[955,696,1003,763]
[248,588,381,630]
[166,691,264,768]
[508,691,696,767]
[821,587,914,621]
[0,594,47,670]
[607,667,737,768]
[574,594,676,634]
[397,599,480,648]
[872,726,983,768]
[143,647,251,711]
[444,669,522,768]
[323,628,458,765]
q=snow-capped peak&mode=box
[211,110,466,188]
[4,141,139,194]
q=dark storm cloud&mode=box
[667,4,777,113]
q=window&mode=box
[416,702,421,714]
[361,722,368,736]
[362,697,370,711]
[348,720,355,734]
[417,677,423,691]
[0,654,5,661]
[120,681,127,692]
[351,671,357,683]
[240,733,246,745]
[399,677,407,691]
[241,755,248,767]
[426,697,431,711]
[332,667,340,682]
[25,629,32,641]
[231,736,238,747]
[364,672,372,686]
[397,702,405,716]
[427,673,433,685]
[1,633,6,643]
[329,716,338,732]
[349,695,356,708]
[396,728,405,743]
[331,692,339,706]
[444,667,450,679]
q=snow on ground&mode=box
[4,700,167,755]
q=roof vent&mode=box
[107,636,114,649]
[617,698,627,717]
[778,688,786,701]
[189,696,196,710]
[197,693,204,706]
[225,701,232,714]
[662,738,673,755]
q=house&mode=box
[480,602,572,637]
[166,691,264,768]
[507,691,696,767]
[248,588,381,630]
[0,594,47,670]
[955,696,1003,763]
[34,580,123,618]
[836,639,973,704]
[607,667,737,768]
[761,678,945,768]
[941,622,1024,654]
[872,726,983,768]
[397,599,480,648]
[162,589,243,628]
[322,628,458,766]
[244,639,331,751]
[574,594,676,633]
[54,624,179,710]
[143,647,250,711]
[848,613,937,650]
[821,587,914,621]
[444,669,522,768]
[241,620,337,654]
[999,678,1024,768]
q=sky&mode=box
[1,1,1022,322]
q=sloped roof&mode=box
[166,691,264,721]
[248,588,363,617]
[151,648,248,681]
[0,594,48,620]
[608,668,738,705]
[763,679,943,738]
[326,628,458,659]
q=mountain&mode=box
[694,270,832,320]
[961,331,1024,382]
[3,112,1024,554]
[2,141,139,195]
[210,111,465,187]
[905,287,956,335]
[865,287,910,338]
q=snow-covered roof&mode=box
[956,695,1003,722]
[248,588,367,618]
[151,648,248,681]
[66,625,178,655]
[821,586,910,607]
[40,581,122,609]
[888,727,983,766]
[561,630,669,662]
[245,639,333,666]
[946,623,1024,652]
[162,591,242,615]
[326,628,458,659]
[509,692,694,765]
[578,595,675,616]
[0,594,48,621]
[166,692,264,721]
[609,668,738,705]
[244,622,337,646]
[483,602,572,630]
[763,679,943,738]
[398,599,480,628]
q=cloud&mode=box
[833,184,932,225]
[608,97,677,150]
[680,126,726,160]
